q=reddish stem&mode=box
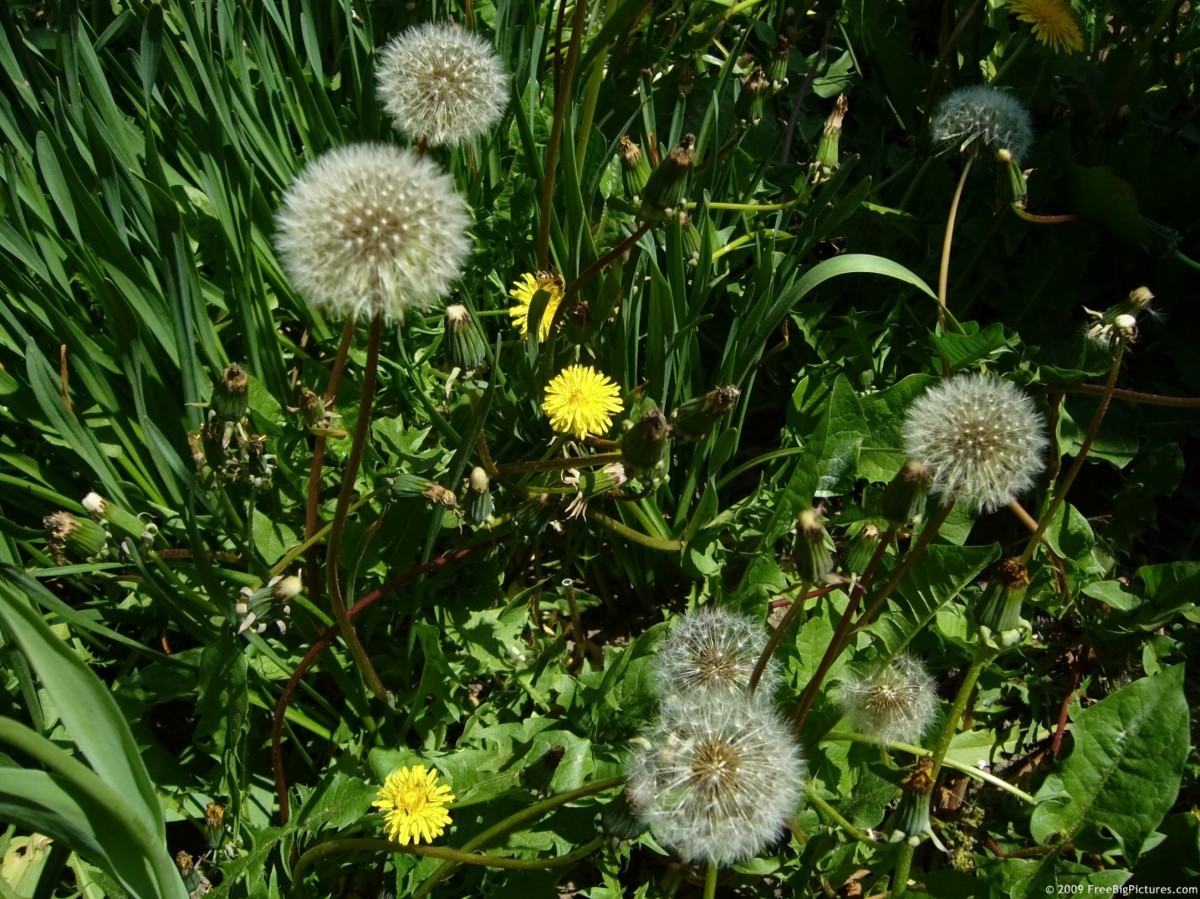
[273,538,504,824]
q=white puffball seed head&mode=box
[652,607,780,701]
[841,654,938,745]
[902,374,1047,512]
[275,143,471,321]
[930,85,1034,161]
[376,22,509,147]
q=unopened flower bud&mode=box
[841,523,881,575]
[236,574,301,635]
[464,466,494,525]
[562,463,628,519]
[564,299,593,346]
[619,136,651,201]
[212,363,250,423]
[444,304,486,371]
[620,404,672,474]
[880,459,933,525]
[793,508,834,582]
[768,33,790,91]
[82,492,155,545]
[886,757,946,849]
[670,385,741,443]
[520,744,565,796]
[810,93,847,184]
[641,134,696,220]
[738,65,771,124]
[44,511,108,563]
[293,387,329,430]
[977,557,1031,649]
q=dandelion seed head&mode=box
[653,608,779,701]
[841,654,938,745]
[376,22,508,147]
[902,374,1047,511]
[276,143,471,321]
[930,85,1034,161]
[626,699,804,867]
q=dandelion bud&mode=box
[930,85,1033,163]
[235,573,301,635]
[641,134,696,221]
[999,147,1029,206]
[886,757,945,849]
[880,459,933,525]
[212,363,250,422]
[841,523,881,575]
[903,374,1047,512]
[793,508,834,583]
[388,473,454,509]
[976,557,1031,649]
[737,65,771,124]
[841,654,938,745]
[670,385,741,443]
[676,210,703,268]
[652,607,779,701]
[564,300,593,346]
[44,511,107,563]
[768,33,790,91]
[619,136,651,201]
[292,387,330,430]
[1083,286,1152,350]
[376,22,508,147]
[464,466,494,525]
[1128,286,1154,310]
[204,801,225,849]
[601,789,648,840]
[561,462,627,519]
[810,93,847,184]
[626,699,804,866]
[443,304,486,371]
[620,404,671,474]
[82,492,155,545]
[520,744,565,795]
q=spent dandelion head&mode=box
[275,143,471,322]
[541,365,623,440]
[625,698,804,867]
[1008,0,1084,54]
[376,22,508,147]
[652,607,779,702]
[903,374,1047,512]
[841,654,939,745]
[373,765,455,846]
[508,271,565,342]
[930,85,1034,161]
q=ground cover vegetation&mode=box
[0,0,1198,896]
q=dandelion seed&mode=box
[930,85,1034,161]
[373,765,455,846]
[376,22,508,147]
[626,699,804,867]
[1008,0,1084,54]
[275,143,471,321]
[652,608,779,702]
[508,271,565,342]
[841,654,938,745]
[541,365,623,440]
[902,374,1047,512]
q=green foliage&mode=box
[0,0,1197,896]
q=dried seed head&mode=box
[930,85,1034,161]
[652,608,779,702]
[841,654,938,745]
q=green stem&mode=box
[269,491,379,578]
[855,504,954,631]
[990,33,1031,85]
[804,783,882,845]
[711,229,793,261]
[574,0,617,178]
[937,153,975,345]
[535,0,589,268]
[749,580,810,694]
[703,862,719,899]
[1051,382,1200,408]
[1020,343,1125,565]
[413,776,625,897]
[586,509,683,552]
[498,451,624,476]
[697,198,803,212]
[821,732,1036,804]
[893,844,915,897]
[296,836,605,896]
[928,645,993,784]
[325,312,387,702]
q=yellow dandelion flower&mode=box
[542,365,624,439]
[1008,0,1084,54]
[508,271,565,342]
[372,765,455,846]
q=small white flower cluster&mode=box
[840,654,938,746]
[930,84,1034,161]
[625,609,804,868]
[902,374,1048,512]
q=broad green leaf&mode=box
[1030,666,1188,864]
[1134,562,1200,630]
[927,321,1013,371]
[857,373,938,483]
